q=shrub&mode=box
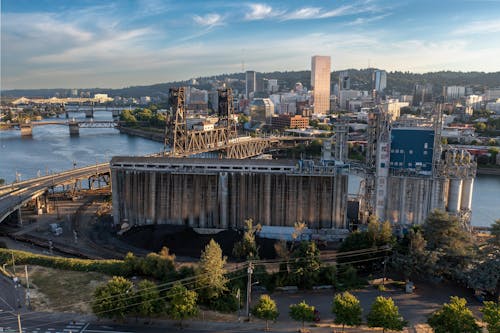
[208,291,239,313]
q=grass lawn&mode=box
[22,265,110,313]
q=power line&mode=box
[7,246,389,322]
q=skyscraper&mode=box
[339,70,350,90]
[245,70,256,98]
[372,70,387,92]
[311,55,331,115]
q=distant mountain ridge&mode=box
[2,69,500,99]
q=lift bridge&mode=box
[164,87,276,159]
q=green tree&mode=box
[289,300,315,330]
[135,280,164,321]
[379,221,393,244]
[332,292,362,332]
[92,276,134,320]
[367,296,406,333]
[481,301,500,333]
[0,178,5,186]
[338,265,360,289]
[367,216,381,245]
[289,241,321,289]
[428,296,480,333]
[238,114,249,125]
[166,282,198,328]
[467,251,500,303]
[140,247,176,281]
[197,239,228,301]
[391,228,438,280]
[120,109,137,125]
[252,294,279,331]
[491,219,500,246]
[232,218,261,260]
[474,122,487,132]
[423,210,474,280]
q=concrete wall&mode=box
[386,176,448,225]
[112,160,348,230]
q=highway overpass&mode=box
[0,163,110,224]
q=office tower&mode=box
[372,70,387,92]
[249,98,274,124]
[413,83,433,106]
[311,55,331,115]
[245,70,256,98]
[339,70,350,90]
[267,79,279,93]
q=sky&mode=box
[1,0,500,89]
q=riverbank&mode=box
[477,166,500,175]
[117,125,164,142]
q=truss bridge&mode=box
[164,87,283,159]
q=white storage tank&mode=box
[448,178,463,213]
[460,178,474,211]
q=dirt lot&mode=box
[14,265,109,313]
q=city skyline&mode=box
[2,0,500,89]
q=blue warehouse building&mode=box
[389,128,434,174]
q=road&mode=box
[0,164,109,224]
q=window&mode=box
[424,143,428,149]
[423,151,428,155]
[409,150,413,154]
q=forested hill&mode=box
[3,70,500,98]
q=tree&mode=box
[120,109,137,125]
[135,280,164,321]
[289,241,321,288]
[481,301,500,333]
[166,282,198,328]
[232,218,261,260]
[289,300,315,330]
[92,276,134,320]
[491,219,500,246]
[252,294,279,331]
[367,216,380,245]
[332,292,362,332]
[390,228,437,280]
[0,178,5,186]
[196,239,228,301]
[422,210,475,280]
[428,296,480,333]
[367,296,406,333]
[379,221,393,244]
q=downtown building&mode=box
[311,55,331,115]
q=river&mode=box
[1,111,498,227]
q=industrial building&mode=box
[111,157,349,230]
[365,106,476,226]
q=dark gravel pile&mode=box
[121,224,278,259]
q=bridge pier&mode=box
[69,121,79,136]
[17,208,23,226]
[85,109,94,118]
[20,123,33,136]
[112,109,121,117]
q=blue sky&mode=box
[1,0,500,89]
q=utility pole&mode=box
[246,261,253,319]
[25,265,30,309]
[11,251,16,274]
[17,313,23,333]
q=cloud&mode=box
[245,3,277,20]
[347,13,390,26]
[280,3,380,21]
[283,7,321,20]
[193,13,224,27]
[452,19,500,35]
